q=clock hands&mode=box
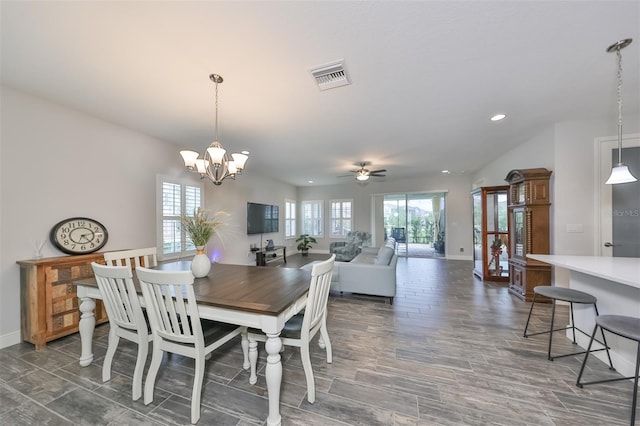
[71,229,94,244]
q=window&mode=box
[285,199,296,239]
[330,199,353,237]
[158,176,203,258]
[301,200,323,237]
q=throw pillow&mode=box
[375,246,394,265]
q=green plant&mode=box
[181,208,229,247]
[296,234,317,252]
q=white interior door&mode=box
[598,134,640,256]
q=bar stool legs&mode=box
[576,315,640,426]
[523,286,613,364]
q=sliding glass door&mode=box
[383,192,446,257]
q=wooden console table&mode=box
[16,253,110,349]
[255,245,287,266]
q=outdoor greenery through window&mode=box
[301,200,323,237]
[383,193,446,256]
[160,177,203,258]
[285,199,296,239]
[330,199,352,237]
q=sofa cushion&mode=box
[351,253,377,264]
[375,246,394,265]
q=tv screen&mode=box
[247,202,279,235]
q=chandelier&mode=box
[180,74,249,185]
[604,39,637,185]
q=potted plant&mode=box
[181,208,229,277]
[296,234,317,256]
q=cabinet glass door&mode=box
[472,187,509,281]
[473,192,483,275]
[486,190,508,278]
[513,209,524,258]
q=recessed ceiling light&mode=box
[490,113,506,121]
[308,180,314,184]
[441,170,450,174]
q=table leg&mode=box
[78,296,96,367]
[264,332,283,426]
[241,329,250,370]
[248,338,258,384]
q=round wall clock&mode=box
[49,217,108,255]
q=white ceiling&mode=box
[2,1,639,186]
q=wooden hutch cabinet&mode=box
[17,253,110,349]
[472,186,510,282]
[505,168,552,301]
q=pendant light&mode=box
[180,74,249,185]
[605,39,637,185]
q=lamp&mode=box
[180,74,249,185]
[605,39,637,185]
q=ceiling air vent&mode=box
[310,60,351,91]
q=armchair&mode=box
[329,231,371,262]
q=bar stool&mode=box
[577,315,640,426]
[523,286,613,363]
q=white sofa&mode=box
[330,239,397,304]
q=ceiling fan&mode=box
[340,162,387,182]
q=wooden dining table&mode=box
[75,261,311,426]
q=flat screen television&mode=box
[247,202,279,234]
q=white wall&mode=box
[199,173,297,265]
[297,172,475,260]
[0,86,296,347]
[472,126,555,187]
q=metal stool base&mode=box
[576,317,640,426]
[523,288,613,364]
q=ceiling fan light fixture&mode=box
[356,173,370,181]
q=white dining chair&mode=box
[248,254,335,403]
[104,247,157,269]
[136,266,245,424]
[91,262,152,401]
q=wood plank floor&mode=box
[0,257,636,425]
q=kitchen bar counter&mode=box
[528,254,640,377]
[527,255,640,288]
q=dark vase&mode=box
[301,250,309,256]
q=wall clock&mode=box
[49,217,108,255]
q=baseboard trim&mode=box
[446,255,473,261]
[0,330,21,349]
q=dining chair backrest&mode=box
[136,267,205,353]
[302,254,335,336]
[104,247,157,269]
[91,262,146,335]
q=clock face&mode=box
[50,217,108,255]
